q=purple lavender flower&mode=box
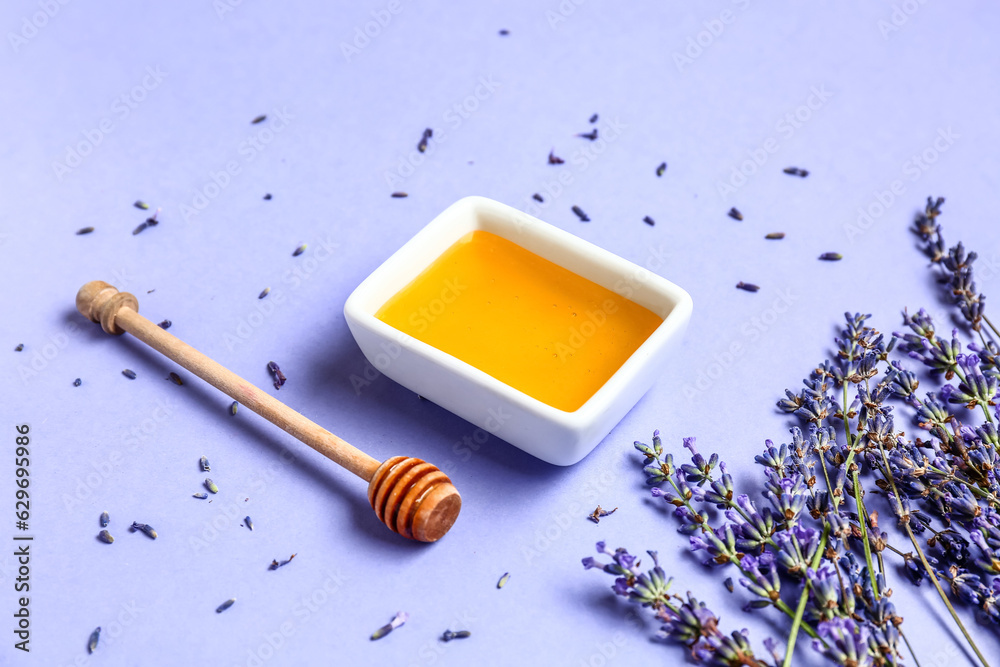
[811,618,874,667]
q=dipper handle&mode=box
[76,281,461,542]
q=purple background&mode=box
[3,0,1000,664]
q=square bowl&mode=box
[343,196,693,466]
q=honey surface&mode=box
[375,231,662,411]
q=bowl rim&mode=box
[344,195,693,426]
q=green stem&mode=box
[983,314,1000,342]
[782,525,829,667]
[851,470,880,597]
[875,440,991,667]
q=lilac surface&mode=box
[2,1,1000,665]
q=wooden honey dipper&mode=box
[76,280,461,542]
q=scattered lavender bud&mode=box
[230,401,238,416]
[572,206,590,222]
[268,361,287,389]
[245,516,254,531]
[252,115,267,124]
[263,193,272,200]
[532,193,544,202]
[122,369,137,380]
[292,244,307,256]
[442,630,471,641]
[370,612,408,640]
[736,282,760,293]
[167,372,183,386]
[497,572,510,589]
[192,492,208,499]
[656,162,667,177]
[216,598,237,613]
[97,530,114,544]
[765,232,785,240]
[391,192,408,198]
[588,506,618,524]
[14,344,23,352]
[548,150,564,165]
[205,479,219,494]
[783,167,809,177]
[88,627,101,653]
[589,113,598,123]
[728,207,743,221]
[73,378,82,386]
[200,456,210,472]
[157,320,171,330]
[819,252,843,261]
[100,511,109,527]
[76,227,94,235]
[417,128,433,153]
[134,201,150,210]
[643,216,655,226]
[259,287,271,299]
[577,129,598,141]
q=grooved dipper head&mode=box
[367,456,461,542]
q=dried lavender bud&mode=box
[130,522,157,539]
[571,206,590,222]
[230,401,238,416]
[200,456,210,472]
[588,506,618,524]
[167,372,183,385]
[97,530,114,544]
[656,162,667,177]
[292,244,307,256]
[263,193,272,200]
[548,150,564,165]
[205,479,219,494]
[724,577,734,592]
[216,598,236,613]
[157,320,171,329]
[589,113,598,123]
[245,516,254,531]
[73,378,82,386]
[577,129,598,141]
[532,193,544,202]
[497,572,510,589]
[122,369,137,379]
[14,344,23,351]
[132,221,148,235]
[736,282,760,293]
[134,201,150,210]
[765,232,785,240]
[819,252,843,261]
[268,361,287,389]
[498,29,509,35]
[76,227,94,235]
[417,128,433,153]
[783,167,809,177]
[192,492,208,499]
[442,630,471,641]
[251,115,267,124]
[643,216,655,226]
[100,511,109,527]
[269,553,297,570]
[370,612,408,640]
[259,287,271,299]
[88,627,101,653]
[391,192,408,198]
[728,207,743,221]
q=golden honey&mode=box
[375,231,662,411]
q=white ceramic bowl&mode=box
[344,196,693,465]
